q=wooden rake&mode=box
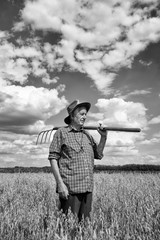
[36,126,141,144]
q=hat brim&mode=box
[64,102,91,124]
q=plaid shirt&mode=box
[48,126,103,194]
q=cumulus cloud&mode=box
[0,133,49,167]
[0,37,66,87]
[100,153,159,166]
[86,97,147,159]
[140,137,160,145]
[94,98,147,128]
[0,0,159,167]
[0,85,68,134]
[87,98,147,147]
[106,146,139,157]
[0,30,68,137]
[13,0,160,94]
[149,115,160,124]
[87,126,141,164]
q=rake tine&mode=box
[47,130,52,142]
[48,129,53,142]
[47,128,57,143]
[49,128,56,142]
[40,131,47,144]
[36,131,43,145]
[44,130,50,143]
[36,128,57,144]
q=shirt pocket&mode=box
[64,139,82,153]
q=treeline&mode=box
[0,166,51,173]
[94,164,160,173]
[0,164,160,173]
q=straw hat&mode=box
[64,100,91,124]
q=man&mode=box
[48,100,107,222]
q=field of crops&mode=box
[0,172,160,240]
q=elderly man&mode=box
[48,100,107,221]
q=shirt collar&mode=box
[68,125,83,132]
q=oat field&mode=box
[0,172,160,240]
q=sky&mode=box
[0,0,160,168]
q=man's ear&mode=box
[70,112,74,121]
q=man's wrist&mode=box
[57,182,64,192]
[101,135,107,139]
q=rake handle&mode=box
[50,126,141,132]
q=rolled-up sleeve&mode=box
[48,129,62,161]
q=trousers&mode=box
[59,192,92,222]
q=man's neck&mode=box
[70,123,82,131]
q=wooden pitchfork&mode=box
[36,125,141,144]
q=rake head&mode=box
[36,127,57,144]
[36,126,141,144]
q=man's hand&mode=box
[97,124,108,138]
[58,182,69,199]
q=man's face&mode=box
[72,106,87,127]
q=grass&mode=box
[0,172,160,239]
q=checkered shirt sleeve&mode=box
[48,129,62,161]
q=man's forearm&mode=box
[97,136,107,155]
[50,159,64,186]
[50,159,69,198]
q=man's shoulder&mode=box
[83,129,91,136]
[83,129,93,141]
[56,126,69,134]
